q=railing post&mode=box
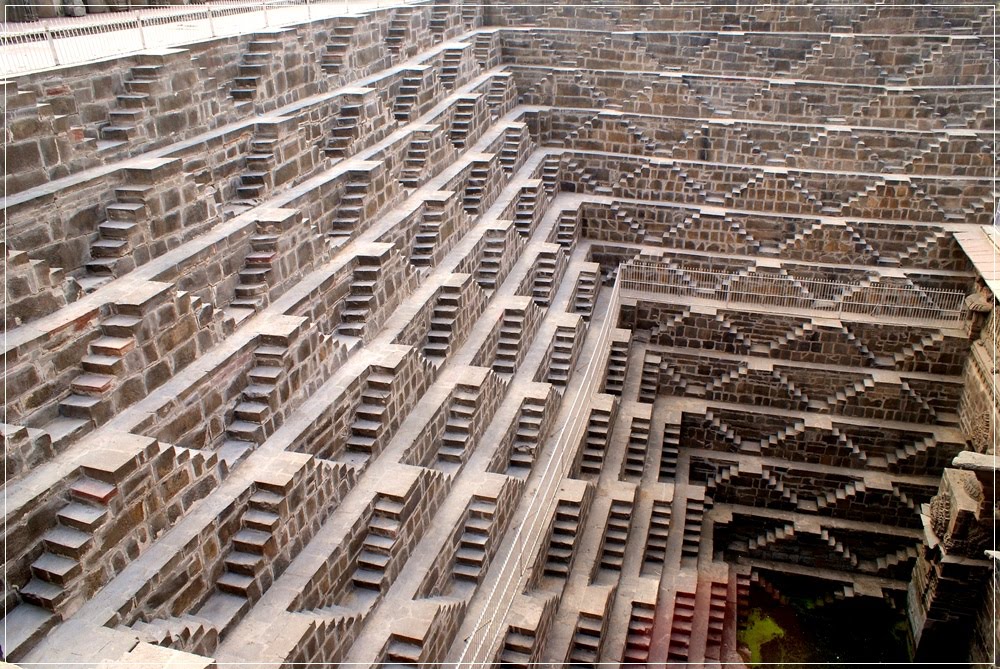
[44,26,59,66]
[137,15,146,49]
[306,0,311,21]
[263,0,269,27]
[207,5,215,38]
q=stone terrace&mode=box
[1,1,997,666]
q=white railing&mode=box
[0,0,421,76]
[455,276,621,668]
[619,259,968,323]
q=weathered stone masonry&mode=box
[2,1,997,666]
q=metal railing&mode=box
[456,275,621,668]
[619,259,968,323]
[0,0,418,76]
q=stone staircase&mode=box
[462,159,490,215]
[227,233,280,321]
[230,37,280,103]
[666,587,697,662]
[680,491,706,563]
[321,20,357,74]
[453,495,497,583]
[216,490,283,601]
[659,423,681,480]
[599,498,633,572]
[571,269,599,319]
[440,47,464,90]
[337,259,381,337]
[493,306,531,375]
[221,342,286,462]
[544,326,577,387]
[344,371,394,456]
[621,601,656,666]
[325,103,362,160]
[577,400,615,479]
[542,498,584,579]
[394,71,423,122]
[230,134,279,210]
[352,495,404,592]
[513,179,543,236]
[400,130,432,188]
[38,311,142,447]
[621,415,650,481]
[422,285,461,359]
[506,395,548,473]
[602,335,628,396]
[435,387,476,467]
[385,9,410,55]
[641,500,671,575]
[449,95,478,148]
[99,63,164,142]
[84,185,153,287]
[567,612,604,665]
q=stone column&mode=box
[907,451,996,662]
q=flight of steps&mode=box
[544,327,576,388]
[621,415,650,481]
[542,499,584,579]
[667,588,697,662]
[410,203,447,267]
[220,343,285,462]
[577,403,614,479]
[681,492,706,563]
[641,500,671,575]
[440,47,463,90]
[422,285,461,359]
[216,492,282,602]
[475,225,508,291]
[10,476,115,648]
[385,10,409,55]
[463,160,490,215]
[325,103,361,160]
[704,579,729,661]
[452,496,497,584]
[84,185,152,287]
[449,95,478,148]
[321,20,356,74]
[126,614,218,657]
[435,389,476,467]
[498,623,541,668]
[394,71,422,122]
[602,336,629,396]
[531,247,564,307]
[39,312,142,446]
[567,613,604,665]
[227,234,280,321]
[513,180,542,236]
[554,212,578,250]
[337,259,380,338]
[429,0,449,42]
[571,269,599,319]
[493,308,526,375]
[599,499,633,572]
[621,601,656,666]
[231,136,278,209]
[230,38,279,103]
[352,495,404,593]
[344,372,394,457]
[499,125,526,176]
[485,73,514,121]
[659,424,681,480]
[99,63,162,142]
[400,131,431,188]
[638,352,661,403]
[505,396,548,473]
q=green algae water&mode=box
[739,586,911,666]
